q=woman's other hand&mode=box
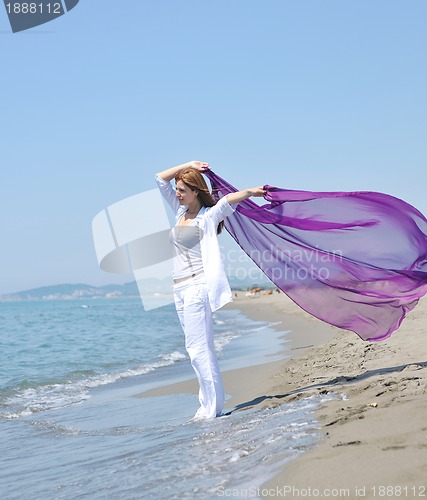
[247,186,266,197]
[226,186,266,205]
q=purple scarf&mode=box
[205,170,427,342]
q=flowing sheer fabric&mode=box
[205,170,427,342]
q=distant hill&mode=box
[0,282,141,302]
[0,276,275,302]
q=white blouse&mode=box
[155,173,236,311]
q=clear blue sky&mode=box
[1,1,426,294]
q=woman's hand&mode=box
[158,161,209,181]
[187,161,210,172]
[247,186,266,197]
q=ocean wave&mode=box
[0,350,187,420]
[214,331,240,355]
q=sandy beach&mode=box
[140,291,427,498]
[229,292,427,498]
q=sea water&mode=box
[0,299,329,499]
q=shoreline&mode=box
[138,291,427,497]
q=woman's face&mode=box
[175,180,198,206]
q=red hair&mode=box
[175,168,224,234]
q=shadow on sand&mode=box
[224,360,427,416]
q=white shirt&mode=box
[155,173,236,311]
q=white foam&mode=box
[0,349,188,420]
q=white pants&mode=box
[173,276,224,419]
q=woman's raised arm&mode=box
[157,161,209,181]
[226,187,266,205]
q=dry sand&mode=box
[139,291,427,498]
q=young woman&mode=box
[155,160,265,419]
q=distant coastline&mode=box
[0,277,275,302]
[0,282,141,302]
